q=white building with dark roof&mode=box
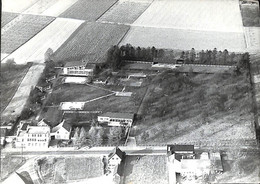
[51,120,72,140]
[98,112,134,127]
[63,60,96,77]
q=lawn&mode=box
[1,14,55,54]
[240,4,260,27]
[2,18,84,64]
[59,0,118,21]
[65,157,103,180]
[123,155,168,184]
[0,63,31,114]
[0,156,24,181]
[134,66,255,145]
[1,12,19,28]
[98,0,152,24]
[53,22,130,62]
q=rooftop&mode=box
[52,120,71,133]
[181,159,211,171]
[167,145,194,153]
[108,147,124,160]
[99,112,134,120]
[64,60,96,69]
[27,126,50,134]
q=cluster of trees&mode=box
[73,125,125,147]
[180,48,242,65]
[105,44,164,70]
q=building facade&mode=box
[98,112,134,127]
[63,61,96,77]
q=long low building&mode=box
[98,112,134,127]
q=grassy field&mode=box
[240,4,260,27]
[98,0,152,24]
[1,12,19,28]
[0,63,31,114]
[214,150,260,183]
[123,155,168,184]
[2,18,84,64]
[0,156,24,181]
[120,26,246,52]
[1,14,55,54]
[2,0,39,13]
[22,0,59,15]
[59,0,117,21]
[134,69,255,145]
[53,22,129,62]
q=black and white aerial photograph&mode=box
[1,0,260,183]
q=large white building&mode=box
[16,120,50,149]
[63,61,96,77]
[98,112,134,127]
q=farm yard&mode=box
[1,14,55,54]
[53,22,129,62]
[120,27,246,52]
[59,0,118,21]
[98,0,152,24]
[123,155,168,184]
[2,18,84,64]
[1,12,19,28]
[132,0,244,32]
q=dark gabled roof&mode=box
[167,145,194,153]
[100,112,134,120]
[174,153,182,161]
[64,61,86,67]
[21,123,29,131]
[62,121,71,132]
[108,147,124,160]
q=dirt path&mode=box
[1,63,45,123]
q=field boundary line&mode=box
[117,25,131,46]
[1,64,32,114]
[95,0,119,22]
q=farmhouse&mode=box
[16,121,51,149]
[63,60,96,77]
[51,120,72,140]
[98,112,134,127]
[107,147,125,171]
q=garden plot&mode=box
[133,0,243,33]
[59,0,117,21]
[1,14,55,54]
[120,27,246,52]
[40,0,78,17]
[53,22,129,62]
[1,12,19,28]
[123,155,168,184]
[2,18,84,64]
[2,0,39,13]
[98,0,152,24]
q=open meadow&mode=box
[120,27,246,52]
[2,18,84,64]
[1,12,19,28]
[123,155,168,184]
[1,14,55,54]
[98,0,152,24]
[53,22,129,62]
[59,0,117,21]
[132,0,243,32]
[22,0,60,15]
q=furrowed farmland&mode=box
[1,14,55,54]
[1,12,19,28]
[53,22,130,62]
[2,18,84,64]
[22,0,60,16]
[59,0,118,21]
[98,0,152,24]
[120,0,247,52]
[2,0,39,13]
